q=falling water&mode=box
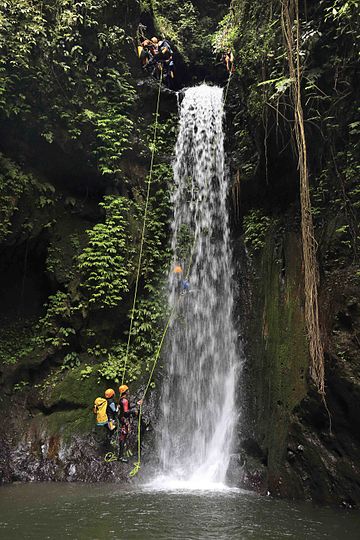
[156,84,239,488]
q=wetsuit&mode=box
[118,396,137,457]
[146,40,174,86]
[106,397,117,431]
[140,40,157,70]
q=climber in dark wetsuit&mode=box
[118,384,142,462]
[138,36,175,88]
[105,388,118,431]
[138,38,157,71]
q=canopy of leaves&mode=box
[0,0,136,175]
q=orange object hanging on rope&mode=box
[173,265,183,274]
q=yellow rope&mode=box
[104,452,118,463]
[122,71,163,385]
[130,306,175,477]
[129,58,233,476]
[129,242,196,477]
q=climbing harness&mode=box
[122,69,163,385]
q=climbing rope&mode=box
[122,70,163,385]
[223,57,235,105]
[128,56,234,476]
[129,303,176,477]
[104,451,118,463]
[129,239,197,477]
[223,71,233,104]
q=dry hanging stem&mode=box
[281,0,325,395]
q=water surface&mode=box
[0,483,358,539]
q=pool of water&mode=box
[0,483,358,539]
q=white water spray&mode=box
[155,84,239,489]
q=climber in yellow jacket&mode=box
[93,388,117,431]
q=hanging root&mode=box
[281,0,325,398]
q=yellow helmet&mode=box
[119,384,129,396]
[105,388,115,398]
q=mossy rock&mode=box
[45,365,103,408]
[42,409,94,442]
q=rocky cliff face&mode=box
[234,224,360,506]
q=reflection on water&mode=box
[0,483,359,540]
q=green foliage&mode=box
[324,0,359,33]
[46,244,63,275]
[146,114,178,155]
[36,159,171,379]
[77,181,170,308]
[219,0,359,273]
[13,380,29,392]
[97,290,169,383]
[129,291,169,366]
[78,172,171,309]
[151,1,199,59]
[39,291,75,350]
[0,0,136,176]
[0,2,177,396]
[79,365,93,379]
[98,343,139,383]
[0,154,33,241]
[148,0,227,65]
[243,210,271,251]
[215,2,283,175]
[0,320,39,365]
[61,352,80,371]
[212,11,241,53]
[78,196,134,308]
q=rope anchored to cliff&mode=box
[129,308,175,477]
[129,244,197,477]
[122,70,163,386]
[223,52,235,105]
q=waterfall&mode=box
[155,84,239,488]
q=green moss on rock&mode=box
[242,226,309,477]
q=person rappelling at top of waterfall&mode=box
[222,50,235,74]
[137,35,175,88]
[118,384,142,462]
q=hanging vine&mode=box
[281,0,325,395]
